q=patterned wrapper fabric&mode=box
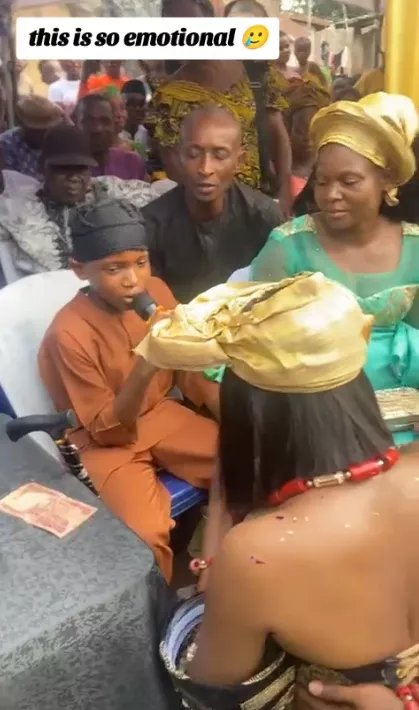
[161,595,419,710]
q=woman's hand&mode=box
[295,681,403,710]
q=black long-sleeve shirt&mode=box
[142,180,282,303]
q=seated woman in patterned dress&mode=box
[139,275,419,710]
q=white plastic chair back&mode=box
[0,270,85,458]
[0,241,21,284]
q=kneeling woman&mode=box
[139,275,419,710]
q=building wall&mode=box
[12,2,71,95]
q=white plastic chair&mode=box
[0,270,86,458]
[0,241,21,284]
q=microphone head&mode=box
[132,291,157,320]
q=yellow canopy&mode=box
[385,0,419,108]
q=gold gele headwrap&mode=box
[136,273,374,394]
[310,92,418,205]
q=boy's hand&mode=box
[148,307,173,327]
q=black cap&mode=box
[121,79,146,96]
[70,199,148,263]
[41,124,97,168]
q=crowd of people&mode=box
[1,0,419,708]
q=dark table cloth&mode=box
[0,414,179,710]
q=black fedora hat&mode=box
[41,124,98,168]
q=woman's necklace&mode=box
[268,446,419,710]
[190,448,400,576]
[267,447,399,506]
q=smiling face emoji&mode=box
[243,25,269,50]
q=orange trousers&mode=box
[100,408,218,582]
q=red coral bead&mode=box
[382,447,400,471]
[349,459,381,482]
[268,478,308,505]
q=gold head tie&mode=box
[136,272,374,393]
[310,92,418,205]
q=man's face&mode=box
[279,35,291,65]
[76,250,151,312]
[61,60,81,81]
[44,165,91,206]
[111,97,127,133]
[123,93,146,129]
[40,61,61,85]
[179,117,242,203]
[294,40,311,66]
[78,100,114,154]
[104,60,122,79]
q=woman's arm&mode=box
[197,464,233,592]
[188,527,266,685]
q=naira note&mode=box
[0,482,97,537]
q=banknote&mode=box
[0,482,97,537]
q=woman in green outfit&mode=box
[252,92,419,445]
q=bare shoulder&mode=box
[212,522,274,597]
[387,450,419,503]
[218,513,303,583]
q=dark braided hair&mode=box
[162,0,214,16]
[224,0,268,16]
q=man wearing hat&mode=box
[0,95,65,178]
[0,124,159,280]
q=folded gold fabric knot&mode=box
[310,92,418,205]
[136,273,373,394]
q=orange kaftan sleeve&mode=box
[44,330,137,447]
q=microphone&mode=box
[131,291,158,321]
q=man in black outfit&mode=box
[142,107,282,303]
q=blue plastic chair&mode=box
[160,472,207,518]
